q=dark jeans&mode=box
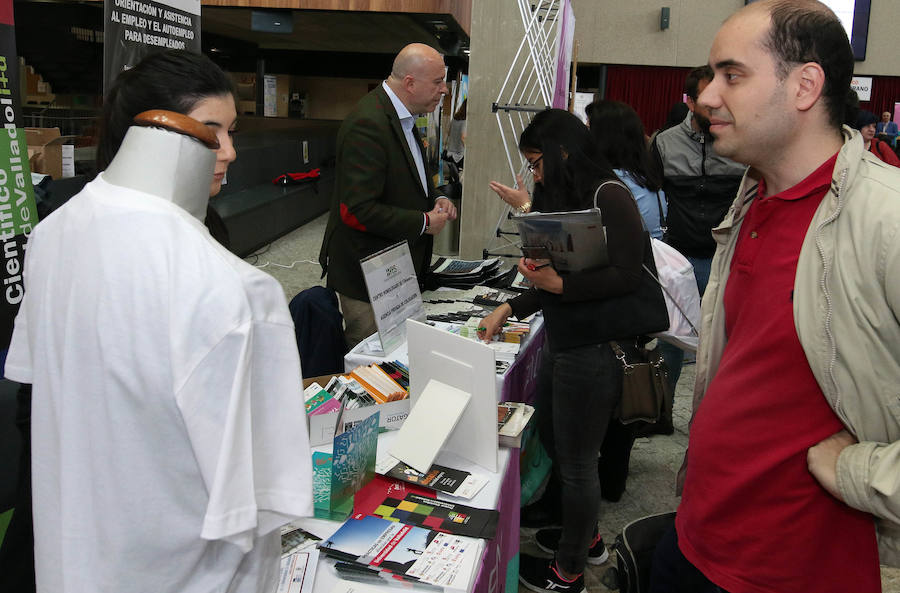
[686,256,712,297]
[650,525,729,593]
[536,343,620,574]
[657,340,685,394]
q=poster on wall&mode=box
[103,0,201,96]
[851,76,872,101]
[0,0,38,361]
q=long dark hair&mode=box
[587,100,661,192]
[96,50,236,171]
[518,108,616,212]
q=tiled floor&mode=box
[255,218,900,592]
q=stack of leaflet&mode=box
[428,257,503,289]
[318,513,483,591]
[349,364,408,403]
[304,384,343,416]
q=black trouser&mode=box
[535,343,621,574]
[0,384,35,593]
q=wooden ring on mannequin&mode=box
[133,110,220,149]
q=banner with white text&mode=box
[103,0,201,97]
[0,0,38,358]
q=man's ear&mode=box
[403,74,416,95]
[685,96,697,114]
[795,62,826,113]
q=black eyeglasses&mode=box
[526,155,543,172]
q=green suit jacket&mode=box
[319,84,438,301]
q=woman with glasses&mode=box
[481,108,648,593]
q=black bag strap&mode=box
[597,180,698,338]
[655,191,667,236]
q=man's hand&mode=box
[424,203,451,235]
[434,197,458,221]
[808,429,857,501]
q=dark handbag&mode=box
[611,340,672,425]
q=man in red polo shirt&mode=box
[650,1,900,592]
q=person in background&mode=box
[653,1,900,590]
[482,109,648,593]
[96,54,237,246]
[587,100,667,240]
[445,98,467,171]
[4,49,314,593]
[318,43,457,347]
[585,98,674,498]
[650,65,746,392]
[856,110,900,166]
[876,110,898,146]
[650,102,690,144]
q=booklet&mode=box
[512,208,608,273]
[372,492,500,540]
[375,455,488,500]
[319,514,482,589]
[277,549,319,593]
[313,412,380,521]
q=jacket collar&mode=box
[374,84,430,197]
[714,126,862,239]
[680,111,710,143]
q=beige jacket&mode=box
[692,127,900,566]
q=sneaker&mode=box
[534,528,609,565]
[519,553,585,593]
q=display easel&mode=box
[482,0,577,261]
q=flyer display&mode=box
[360,241,426,355]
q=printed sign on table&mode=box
[360,241,426,354]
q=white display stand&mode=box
[404,320,499,473]
[390,379,471,473]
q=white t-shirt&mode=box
[6,175,313,593]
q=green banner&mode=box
[0,17,37,352]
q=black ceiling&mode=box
[13,0,468,96]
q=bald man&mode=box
[319,43,456,347]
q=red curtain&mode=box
[858,75,900,121]
[605,65,692,135]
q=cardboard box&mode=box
[26,128,76,179]
[302,374,410,446]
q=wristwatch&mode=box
[518,201,532,213]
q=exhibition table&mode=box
[295,431,519,593]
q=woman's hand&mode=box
[518,257,563,294]
[477,303,512,342]
[489,174,530,212]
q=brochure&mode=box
[512,208,608,273]
[319,514,482,589]
[375,455,488,500]
[373,492,500,539]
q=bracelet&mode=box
[518,201,532,213]
[424,212,431,232]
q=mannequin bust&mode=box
[102,110,218,222]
